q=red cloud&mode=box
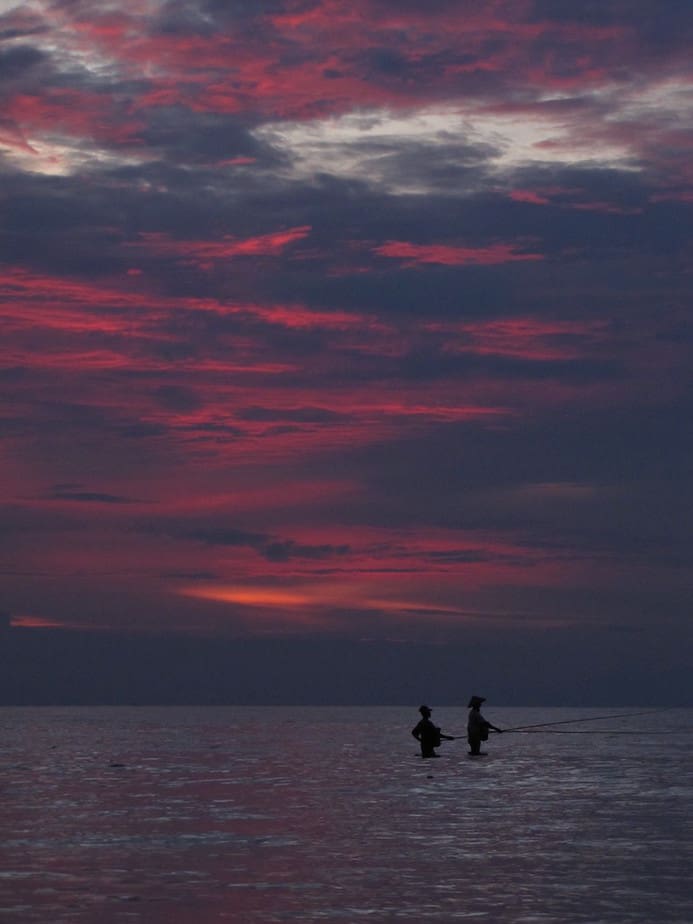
[509,189,552,205]
[510,186,643,214]
[10,614,71,629]
[373,240,544,266]
[443,318,609,362]
[129,227,312,267]
[218,156,257,166]
[5,90,143,146]
[17,0,631,129]
[2,0,679,193]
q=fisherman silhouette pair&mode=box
[411,698,503,758]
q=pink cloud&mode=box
[129,227,312,267]
[218,156,257,166]
[1,0,683,193]
[5,90,144,146]
[373,240,544,266]
[26,1,631,128]
[509,189,552,205]
[443,317,610,362]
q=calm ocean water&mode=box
[1,706,691,923]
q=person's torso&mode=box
[420,718,441,745]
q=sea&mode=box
[1,706,691,923]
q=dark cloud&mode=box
[531,0,693,39]
[263,540,351,561]
[396,348,624,383]
[46,486,140,505]
[179,524,350,561]
[185,525,269,547]
[0,502,87,543]
[138,109,278,166]
[0,44,46,80]
[236,406,348,423]
[351,400,693,502]
[303,399,693,589]
[154,385,203,412]
[1,0,692,704]
[160,570,220,581]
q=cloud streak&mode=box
[1,0,692,702]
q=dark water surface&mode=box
[1,706,691,922]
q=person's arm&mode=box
[411,722,422,740]
[480,714,503,733]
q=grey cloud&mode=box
[262,540,351,562]
[185,526,269,547]
[236,406,348,423]
[531,0,693,42]
[366,401,693,497]
[3,135,676,314]
[167,523,351,562]
[0,399,172,492]
[138,109,280,167]
[0,367,28,383]
[47,487,140,505]
[0,502,88,541]
[160,570,220,581]
[397,348,623,383]
[425,549,492,563]
[359,47,414,77]
[367,139,500,195]
[310,397,693,577]
[154,385,203,412]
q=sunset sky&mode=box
[1,0,692,704]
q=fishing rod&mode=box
[502,706,674,733]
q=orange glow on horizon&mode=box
[180,586,315,608]
[11,615,69,629]
[178,580,487,618]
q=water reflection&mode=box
[0,707,691,922]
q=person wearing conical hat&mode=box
[411,704,456,758]
[467,696,503,756]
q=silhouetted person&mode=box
[412,705,455,758]
[467,695,502,755]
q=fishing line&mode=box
[502,706,675,733]
[509,728,679,735]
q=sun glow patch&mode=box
[179,585,313,609]
[174,580,564,632]
[175,582,471,629]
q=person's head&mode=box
[419,704,432,717]
[468,695,485,709]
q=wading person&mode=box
[411,705,455,758]
[467,695,502,756]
